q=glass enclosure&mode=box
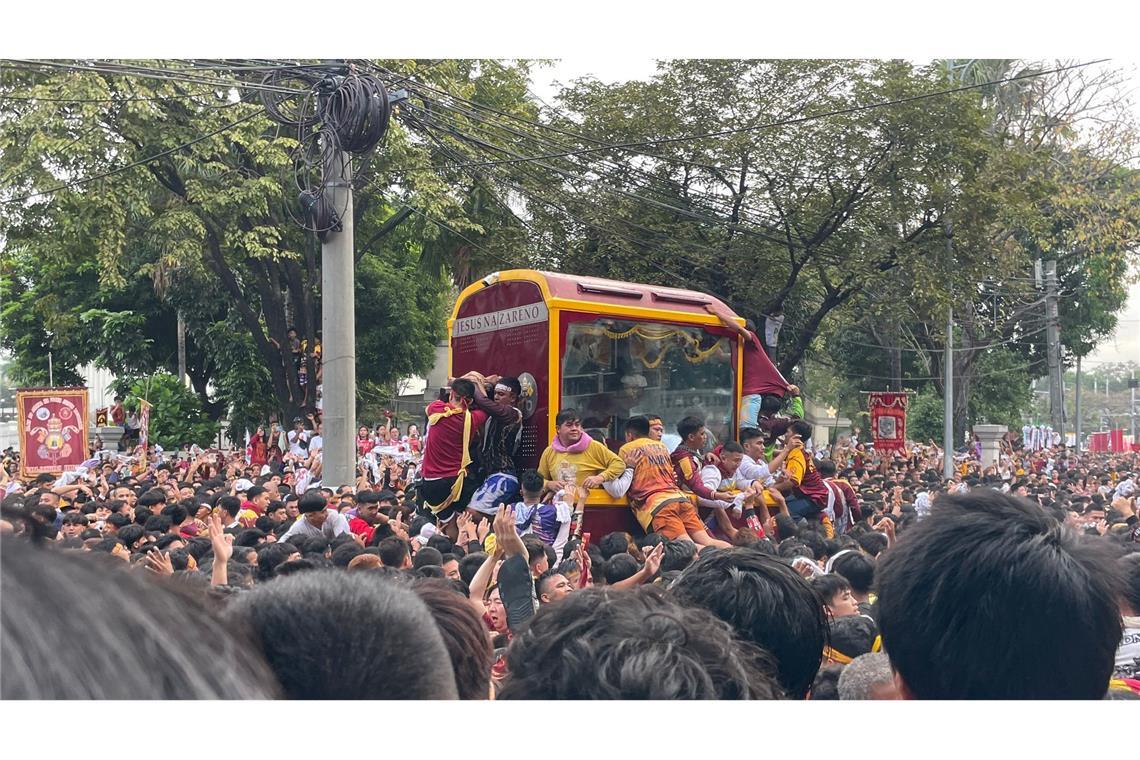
[560,318,736,454]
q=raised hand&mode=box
[145,549,174,577]
[207,512,233,565]
[643,542,665,577]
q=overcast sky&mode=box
[532,59,1139,368]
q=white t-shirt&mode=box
[287,429,311,458]
[309,435,323,454]
[1115,616,1140,680]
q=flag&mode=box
[868,392,909,454]
[17,388,90,478]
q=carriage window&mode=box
[560,319,735,453]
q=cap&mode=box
[233,478,254,493]
[621,374,648,388]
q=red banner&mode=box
[17,388,90,478]
[868,392,908,453]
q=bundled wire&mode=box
[261,66,391,239]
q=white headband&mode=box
[494,383,512,394]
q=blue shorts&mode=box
[468,473,521,516]
[740,394,763,428]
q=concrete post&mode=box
[320,150,356,489]
[973,424,1008,469]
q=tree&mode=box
[112,373,220,449]
[1,60,536,431]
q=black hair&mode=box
[721,441,745,455]
[827,615,879,660]
[144,515,172,534]
[670,547,828,699]
[409,578,493,699]
[161,504,188,527]
[234,529,267,548]
[255,542,299,582]
[498,586,780,700]
[554,409,580,427]
[298,492,327,514]
[106,513,131,530]
[449,378,476,402]
[1120,553,1140,615]
[426,534,454,555]
[599,532,632,561]
[809,664,845,700]
[739,427,764,445]
[217,495,242,520]
[818,459,838,477]
[153,533,183,551]
[810,573,852,606]
[378,537,411,568]
[90,536,125,554]
[225,570,458,699]
[624,415,650,438]
[660,540,698,573]
[458,552,488,586]
[789,419,813,439]
[856,531,888,558]
[876,489,1123,699]
[330,543,365,568]
[413,546,444,569]
[137,490,167,509]
[0,537,278,698]
[521,535,547,566]
[116,524,146,550]
[759,394,783,414]
[603,553,639,584]
[520,469,544,494]
[676,415,704,440]
[496,376,522,399]
[830,552,875,596]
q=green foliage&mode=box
[1,60,532,429]
[907,391,945,444]
[112,373,220,449]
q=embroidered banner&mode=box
[17,388,90,478]
[868,392,909,453]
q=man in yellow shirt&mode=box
[537,409,626,493]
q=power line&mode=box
[439,59,1110,170]
[4,59,309,96]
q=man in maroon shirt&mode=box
[703,301,791,428]
[417,378,489,538]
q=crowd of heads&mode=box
[1,402,1138,700]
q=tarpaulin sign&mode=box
[868,392,908,453]
[17,388,90,478]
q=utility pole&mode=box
[944,223,954,479]
[1044,259,1064,441]
[1074,355,1081,451]
[321,146,356,488]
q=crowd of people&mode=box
[1,363,1138,701]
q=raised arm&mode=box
[703,302,749,339]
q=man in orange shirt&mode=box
[617,416,730,548]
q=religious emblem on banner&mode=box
[95,407,109,426]
[17,388,90,478]
[867,392,909,453]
